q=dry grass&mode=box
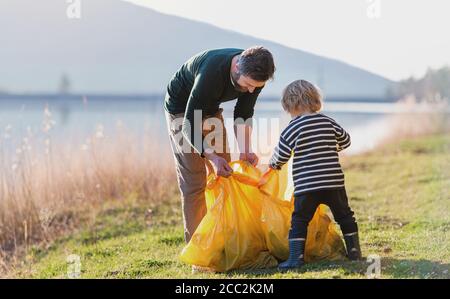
[380,95,450,144]
[0,106,176,273]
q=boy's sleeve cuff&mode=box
[269,162,282,170]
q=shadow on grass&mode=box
[105,259,177,278]
[223,257,450,279]
[223,259,362,278]
[380,257,450,279]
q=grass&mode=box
[8,133,450,279]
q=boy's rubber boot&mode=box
[344,232,362,260]
[278,239,305,270]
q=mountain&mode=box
[0,0,393,97]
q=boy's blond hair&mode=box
[281,80,323,113]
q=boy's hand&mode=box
[268,162,281,170]
[240,152,259,166]
[258,166,272,187]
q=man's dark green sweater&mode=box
[164,48,264,156]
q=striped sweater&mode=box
[269,113,351,196]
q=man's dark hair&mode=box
[238,46,275,82]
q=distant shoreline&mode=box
[0,93,397,103]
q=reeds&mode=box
[381,95,450,143]
[0,104,176,272]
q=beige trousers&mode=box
[165,108,231,243]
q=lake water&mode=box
[0,95,445,163]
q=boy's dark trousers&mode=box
[279,187,361,269]
[289,187,358,239]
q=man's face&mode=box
[231,69,266,93]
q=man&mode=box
[164,46,275,243]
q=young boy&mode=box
[269,79,362,270]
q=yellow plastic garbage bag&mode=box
[179,161,346,272]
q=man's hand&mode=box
[204,152,233,178]
[239,152,259,166]
[234,123,258,166]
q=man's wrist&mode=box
[240,149,253,155]
[203,148,217,160]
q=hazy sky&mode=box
[125,0,450,81]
